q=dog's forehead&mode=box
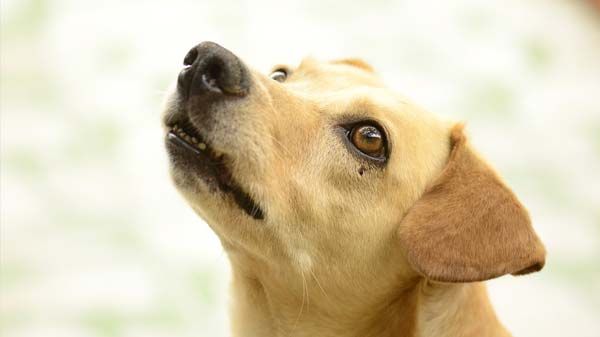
[273,57,403,118]
[330,58,374,72]
[315,87,406,119]
[267,56,449,148]
[306,57,375,77]
[284,57,383,90]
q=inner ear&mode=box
[398,125,546,283]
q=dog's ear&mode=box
[398,125,546,283]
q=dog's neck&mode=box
[225,250,511,337]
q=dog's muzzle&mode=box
[164,42,264,220]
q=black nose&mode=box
[178,41,250,98]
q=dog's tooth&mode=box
[198,142,207,150]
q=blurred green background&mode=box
[1,0,599,336]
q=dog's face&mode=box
[163,42,545,283]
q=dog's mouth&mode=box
[166,119,264,220]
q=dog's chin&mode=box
[164,119,265,220]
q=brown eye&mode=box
[270,69,287,82]
[350,125,385,158]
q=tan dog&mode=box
[162,42,546,337]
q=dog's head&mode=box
[162,42,545,283]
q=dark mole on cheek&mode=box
[358,166,366,176]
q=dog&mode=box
[162,41,546,337]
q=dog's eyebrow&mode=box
[269,64,291,73]
[331,58,374,73]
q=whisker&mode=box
[288,269,308,336]
[310,268,332,304]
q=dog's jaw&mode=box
[163,90,265,220]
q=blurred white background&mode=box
[2,0,600,336]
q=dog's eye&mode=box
[350,125,385,158]
[270,69,287,82]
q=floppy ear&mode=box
[398,125,546,283]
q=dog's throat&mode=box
[167,122,264,220]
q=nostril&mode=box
[205,59,224,81]
[202,59,225,92]
[201,74,223,94]
[183,47,198,66]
